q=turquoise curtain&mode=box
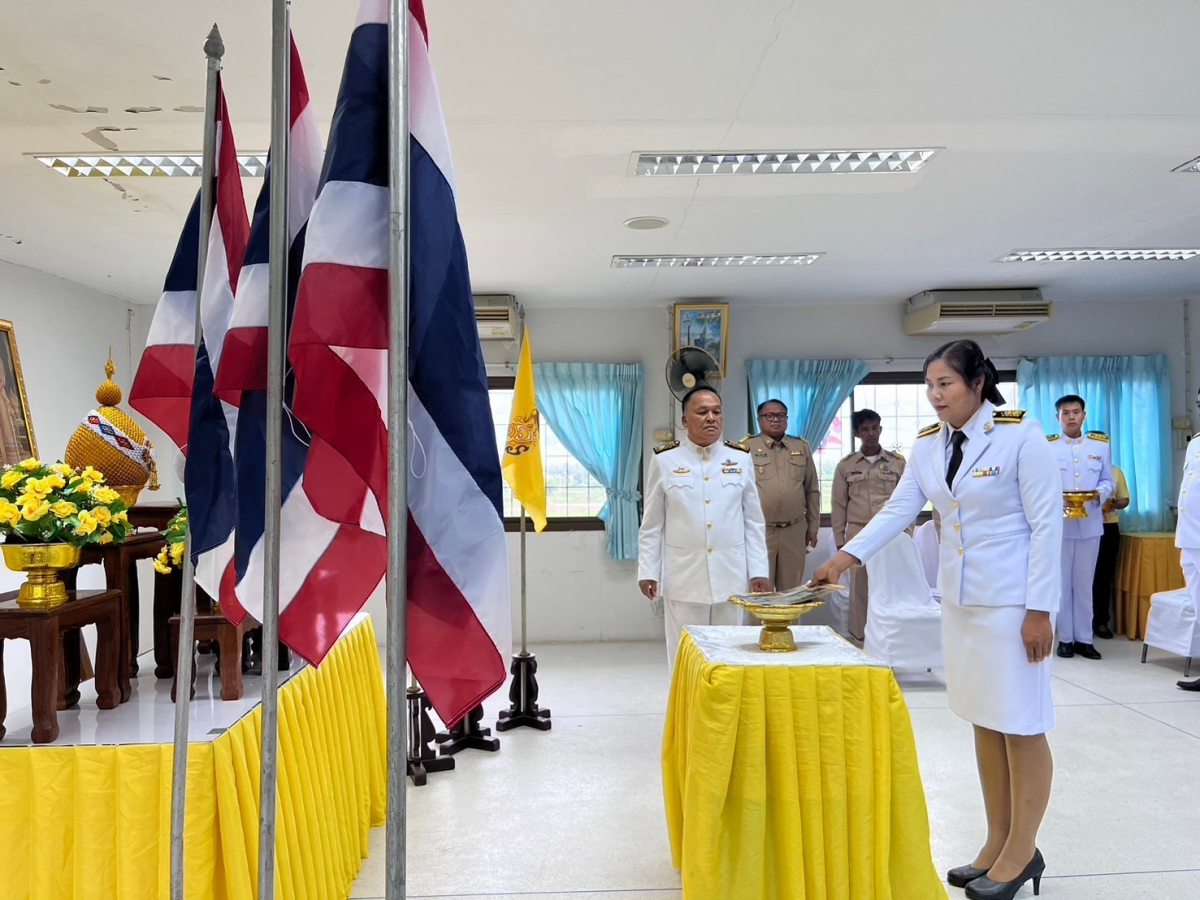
[1017,355,1171,532]
[745,359,870,444]
[532,363,644,561]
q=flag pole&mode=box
[169,24,222,900]
[258,0,291,897]
[386,0,411,897]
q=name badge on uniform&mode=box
[1088,455,1101,461]
[672,467,690,475]
[722,467,742,475]
[790,450,804,457]
[973,466,1001,477]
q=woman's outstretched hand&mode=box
[810,551,860,588]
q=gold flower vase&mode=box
[2,543,82,609]
[1063,490,1100,519]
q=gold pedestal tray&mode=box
[2,542,82,608]
[728,584,836,652]
[1063,490,1100,519]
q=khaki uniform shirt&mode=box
[831,449,906,548]
[742,434,820,534]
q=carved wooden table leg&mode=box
[93,604,119,710]
[0,638,6,741]
[217,624,244,701]
[154,567,181,678]
[29,618,60,744]
[103,552,133,702]
[59,628,82,711]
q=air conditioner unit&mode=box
[903,289,1052,335]
[473,293,519,341]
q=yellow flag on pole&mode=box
[501,327,547,532]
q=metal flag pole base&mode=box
[434,703,500,755]
[495,652,552,732]
[407,684,454,786]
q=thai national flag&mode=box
[287,0,509,725]
[129,190,202,452]
[212,37,328,627]
[184,77,251,596]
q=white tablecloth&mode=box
[685,625,886,668]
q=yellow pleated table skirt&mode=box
[1116,533,1184,639]
[663,629,946,900]
[0,615,387,900]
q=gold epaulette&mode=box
[917,422,943,439]
[796,435,810,445]
[724,440,750,453]
[739,433,753,444]
[1047,434,1060,442]
[1087,431,1110,442]
[653,441,679,454]
[890,450,905,460]
[992,409,1027,423]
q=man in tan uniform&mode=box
[832,409,907,646]
[743,399,820,590]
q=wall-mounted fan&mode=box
[665,346,722,403]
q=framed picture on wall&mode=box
[673,302,729,376]
[0,320,37,466]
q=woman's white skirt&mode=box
[941,599,1055,735]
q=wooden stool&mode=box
[0,589,123,744]
[169,612,249,701]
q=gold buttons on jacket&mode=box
[707,548,713,554]
[952,501,959,508]
[958,547,964,556]
[707,523,713,529]
[954,524,960,532]
[704,476,710,482]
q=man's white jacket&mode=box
[637,435,769,606]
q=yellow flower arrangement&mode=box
[0,459,130,548]
[154,504,188,574]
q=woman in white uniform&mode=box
[814,340,1061,900]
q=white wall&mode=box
[0,261,166,712]
[478,296,1187,647]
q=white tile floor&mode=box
[351,635,1200,900]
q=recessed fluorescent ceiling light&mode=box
[612,254,823,268]
[998,248,1200,262]
[1172,155,1200,173]
[32,154,268,177]
[633,149,938,176]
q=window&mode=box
[488,383,608,526]
[812,374,1018,513]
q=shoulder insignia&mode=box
[1046,434,1059,442]
[653,441,679,454]
[796,435,810,445]
[992,409,1027,423]
[724,440,749,453]
[890,450,905,460]
[916,422,943,439]
[1087,431,1110,442]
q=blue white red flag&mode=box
[183,78,251,595]
[287,0,510,724]
[212,37,330,627]
[129,191,202,452]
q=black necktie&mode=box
[946,430,967,489]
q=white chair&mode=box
[913,519,940,600]
[863,533,943,670]
[1142,587,1200,677]
[801,528,851,638]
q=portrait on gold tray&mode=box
[0,319,37,466]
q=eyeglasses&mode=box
[758,413,787,421]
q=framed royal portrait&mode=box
[0,320,37,466]
[673,302,729,376]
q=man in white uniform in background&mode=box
[638,387,770,671]
[1177,389,1200,691]
[1049,394,1114,660]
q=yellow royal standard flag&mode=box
[501,328,547,532]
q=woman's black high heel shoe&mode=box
[964,849,1045,899]
[946,864,989,888]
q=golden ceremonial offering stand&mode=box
[1063,490,1100,519]
[729,585,837,652]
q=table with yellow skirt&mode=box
[1115,532,1185,639]
[662,625,946,900]
[0,613,386,899]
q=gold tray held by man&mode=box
[728,584,836,652]
[1062,490,1100,519]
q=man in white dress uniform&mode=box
[1049,394,1114,660]
[638,387,771,671]
[1177,389,1200,691]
